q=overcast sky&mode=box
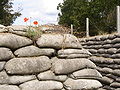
[13,0,63,25]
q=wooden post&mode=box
[117,6,120,33]
[71,24,73,34]
[86,18,89,37]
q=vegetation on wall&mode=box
[58,0,120,37]
[0,0,21,26]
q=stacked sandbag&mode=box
[0,27,103,90]
[0,24,8,32]
[89,56,120,90]
[79,34,120,90]
[79,34,120,59]
[7,25,28,36]
[57,49,92,58]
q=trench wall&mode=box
[79,34,120,90]
[0,25,104,90]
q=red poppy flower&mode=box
[33,21,38,25]
[24,18,29,22]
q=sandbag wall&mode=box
[0,25,103,90]
[79,34,120,90]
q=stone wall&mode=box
[0,25,103,90]
[79,34,120,90]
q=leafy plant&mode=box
[25,26,43,41]
[23,17,43,41]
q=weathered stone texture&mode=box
[0,48,14,61]
[0,85,20,90]
[38,70,67,82]
[37,34,82,49]
[64,78,102,89]
[52,58,96,74]
[14,45,55,57]
[9,75,36,85]
[80,34,120,89]
[19,80,63,90]
[0,71,10,84]
[0,30,107,89]
[5,56,51,74]
[0,62,6,71]
[0,33,32,49]
[71,69,102,79]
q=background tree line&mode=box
[0,0,21,26]
[58,0,120,37]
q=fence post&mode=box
[117,6,120,33]
[71,24,73,34]
[86,18,89,37]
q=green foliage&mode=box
[0,0,21,26]
[58,0,120,36]
[25,26,43,41]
